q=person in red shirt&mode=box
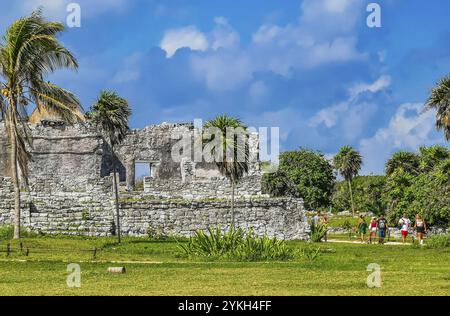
[368,217,377,244]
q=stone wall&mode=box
[0,121,262,198]
[143,175,264,199]
[0,176,308,240]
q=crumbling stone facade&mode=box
[0,121,308,239]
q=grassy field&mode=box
[0,236,449,296]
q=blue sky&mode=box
[1,0,449,174]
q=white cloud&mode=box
[211,17,240,50]
[311,75,391,129]
[359,103,444,174]
[165,0,366,92]
[160,26,209,58]
[349,75,391,99]
[190,52,253,92]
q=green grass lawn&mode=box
[0,237,449,296]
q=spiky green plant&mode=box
[179,227,295,261]
[309,221,327,242]
[0,10,83,238]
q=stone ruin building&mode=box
[0,111,308,239]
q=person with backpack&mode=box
[357,215,368,243]
[414,214,427,245]
[369,217,377,244]
[399,214,411,244]
[377,214,388,244]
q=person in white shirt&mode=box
[399,214,411,244]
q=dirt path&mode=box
[327,239,411,246]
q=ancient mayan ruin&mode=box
[0,113,308,239]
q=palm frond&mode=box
[88,90,132,146]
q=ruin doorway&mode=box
[134,161,152,191]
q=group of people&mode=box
[312,211,428,245]
[357,214,427,245]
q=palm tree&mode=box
[0,10,83,238]
[333,146,362,216]
[385,151,420,176]
[86,90,131,243]
[425,76,450,141]
[204,114,249,226]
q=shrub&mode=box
[310,221,327,242]
[0,225,40,240]
[426,234,450,249]
[179,227,295,261]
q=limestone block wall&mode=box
[0,177,308,240]
[143,175,264,199]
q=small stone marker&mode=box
[107,267,126,274]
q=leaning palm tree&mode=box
[425,76,450,141]
[86,90,131,243]
[333,146,362,216]
[385,151,420,176]
[203,114,249,226]
[0,10,83,238]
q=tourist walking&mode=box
[357,215,367,243]
[414,214,427,245]
[399,214,411,244]
[369,217,377,244]
[377,214,388,244]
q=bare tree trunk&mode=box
[231,182,235,228]
[6,104,21,239]
[111,145,121,243]
[348,179,355,216]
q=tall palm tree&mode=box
[0,10,83,238]
[425,76,450,141]
[86,90,131,243]
[385,151,420,176]
[333,146,362,216]
[204,114,249,226]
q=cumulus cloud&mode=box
[359,103,444,174]
[310,75,391,129]
[184,0,366,91]
[211,17,240,50]
[160,26,209,58]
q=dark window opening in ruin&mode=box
[135,162,152,191]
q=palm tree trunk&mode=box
[111,145,121,243]
[6,102,21,239]
[231,182,235,228]
[348,179,355,216]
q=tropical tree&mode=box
[385,151,420,176]
[86,90,131,243]
[418,145,450,172]
[0,10,83,238]
[204,114,249,225]
[425,76,450,141]
[333,146,362,216]
[262,149,335,210]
